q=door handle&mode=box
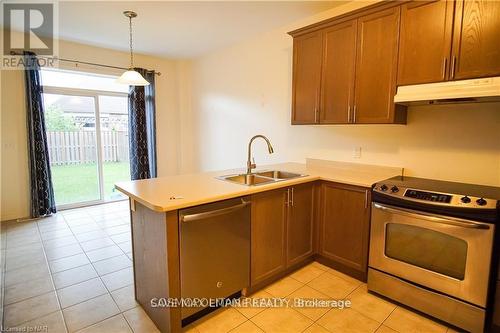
[373,203,490,229]
[180,200,251,222]
[442,58,447,80]
[450,56,456,79]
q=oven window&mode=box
[385,223,468,280]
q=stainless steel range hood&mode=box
[394,77,500,105]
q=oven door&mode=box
[369,203,494,308]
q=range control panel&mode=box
[404,190,452,203]
[373,183,498,209]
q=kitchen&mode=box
[1,0,500,333]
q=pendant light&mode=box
[116,11,150,86]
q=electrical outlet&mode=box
[353,147,362,159]
[3,142,15,150]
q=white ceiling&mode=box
[49,1,342,59]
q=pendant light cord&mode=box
[129,15,134,69]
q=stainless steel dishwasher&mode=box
[179,196,251,320]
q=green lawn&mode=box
[51,162,130,205]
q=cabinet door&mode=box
[251,188,288,285]
[398,1,454,85]
[452,0,500,79]
[319,182,370,275]
[287,183,314,267]
[354,7,401,124]
[291,31,323,124]
[320,20,357,124]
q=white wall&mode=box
[1,65,30,221]
[186,2,500,186]
[1,37,187,221]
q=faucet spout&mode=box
[247,135,274,174]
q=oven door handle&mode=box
[372,203,491,230]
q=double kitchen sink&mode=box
[217,170,306,186]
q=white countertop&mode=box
[115,159,403,212]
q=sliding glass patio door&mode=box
[98,95,130,201]
[42,90,130,208]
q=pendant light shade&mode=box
[117,11,150,86]
[117,70,149,86]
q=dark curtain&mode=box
[23,51,56,217]
[128,68,157,180]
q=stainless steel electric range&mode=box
[368,176,500,333]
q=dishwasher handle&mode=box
[180,199,251,223]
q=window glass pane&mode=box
[385,223,467,280]
[43,93,101,205]
[41,68,129,93]
[99,95,131,200]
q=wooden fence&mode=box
[47,130,129,166]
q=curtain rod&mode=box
[9,51,161,76]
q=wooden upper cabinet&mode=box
[320,20,357,124]
[250,189,287,285]
[354,7,404,124]
[452,0,500,80]
[287,183,314,267]
[291,31,323,124]
[289,0,500,125]
[398,1,455,85]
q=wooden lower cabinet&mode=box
[251,181,371,285]
[318,182,371,280]
[251,188,288,285]
[287,183,315,267]
[250,183,315,286]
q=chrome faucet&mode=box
[247,135,274,174]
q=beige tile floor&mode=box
[1,202,461,333]
[185,262,461,333]
[0,201,159,333]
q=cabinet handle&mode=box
[365,190,369,209]
[353,105,357,123]
[291,188,294,207]
[314,107,319,123]
[286,189,290,206]
[347,105,351,123]
[451,56,456,79]
[442,58,447,80]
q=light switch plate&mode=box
[353,147,362,159]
